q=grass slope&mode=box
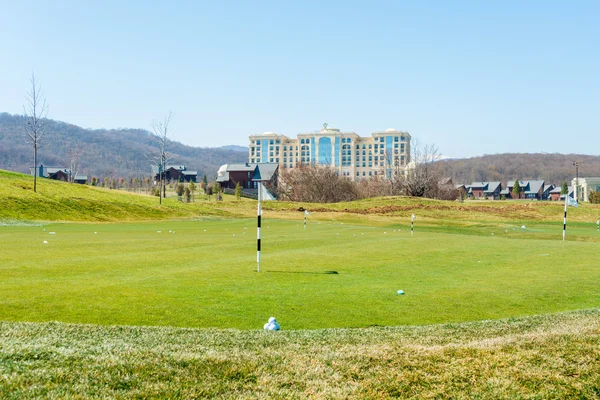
[1,310,599,398]
[0,169,249,222]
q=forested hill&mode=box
[437,153,600,185]
[0,112,247,180]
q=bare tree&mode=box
[148,111,173,204]
[23,74,49,193]
[67,142,82,183]
[403,139,442,198]
[279,165,359,203]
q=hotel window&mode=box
[251,158,255,163]
[276,158,279,162]
[270,140,274,145]
[368,144,372,149]
[394,136,399,142]
[362,144,366,149]
[270,158,274,162]
[401,136,405,141]
[362,162,366,167]
[394,143,398,148]
[362,171,365,176]
[380,137,384,142]
[401,144,405,151]
[276,139,280,144]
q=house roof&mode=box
[216,172,230,182]
[252,163,278,181]
[226,163,255,172]
[470,182,487,189]
[526,180,545,194]
[74,175,88,180]
[166,165,186,171]
[182,171,197,175]
[485,182,502,193]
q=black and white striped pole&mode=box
[304,211,307,229]
[411,213,415,235]
[562,196,568,241]
[257,183,262,272]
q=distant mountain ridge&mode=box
[2,112,597,185]
[0,112,247,180]
[436,153,600,185]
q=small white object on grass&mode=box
[157,231,161,233]
[204,230,206,232]
[243,232,246,235]
[361,233,364,236]
[43,229,46,232]
[491,232,494,235]
[521,225,526,229]
[233,234,236,237]
[43,240,48,244]
[49,232,56,235]
[94,232,97,234]
[264,317,280,331]
[353,234,356,237]
[384,232,387,234]
[397,290,404,295]
[336,233,339,236]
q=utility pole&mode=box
[575,161,579,200]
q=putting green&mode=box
[1,218,599,329]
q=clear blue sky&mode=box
[1,1,598,158]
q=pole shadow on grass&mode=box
[265,270,339,275]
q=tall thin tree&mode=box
[23,74,48,193]
[151,111,173,205]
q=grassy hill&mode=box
[0,112,247,181]
[0,169,251,222]
[1,310,599,398]
[3,168,600,227]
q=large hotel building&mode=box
[248,125,411,180]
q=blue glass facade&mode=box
[318,137,332,165]
[310,137,316,164]
[261,139,268,163]
[334,137,340,167]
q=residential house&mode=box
[502,180,554,200]
[216,163,279,199]
[550,185,574,201]
[29,165,70,182]
[469,181,502,199]
[152,165,197,183]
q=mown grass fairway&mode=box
[2,217,599,329]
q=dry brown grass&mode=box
[1,310,599,398]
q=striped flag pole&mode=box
[257,183,262,272]
[411,214,415,235]
[562,196,568,241]
[304,211,307,229]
